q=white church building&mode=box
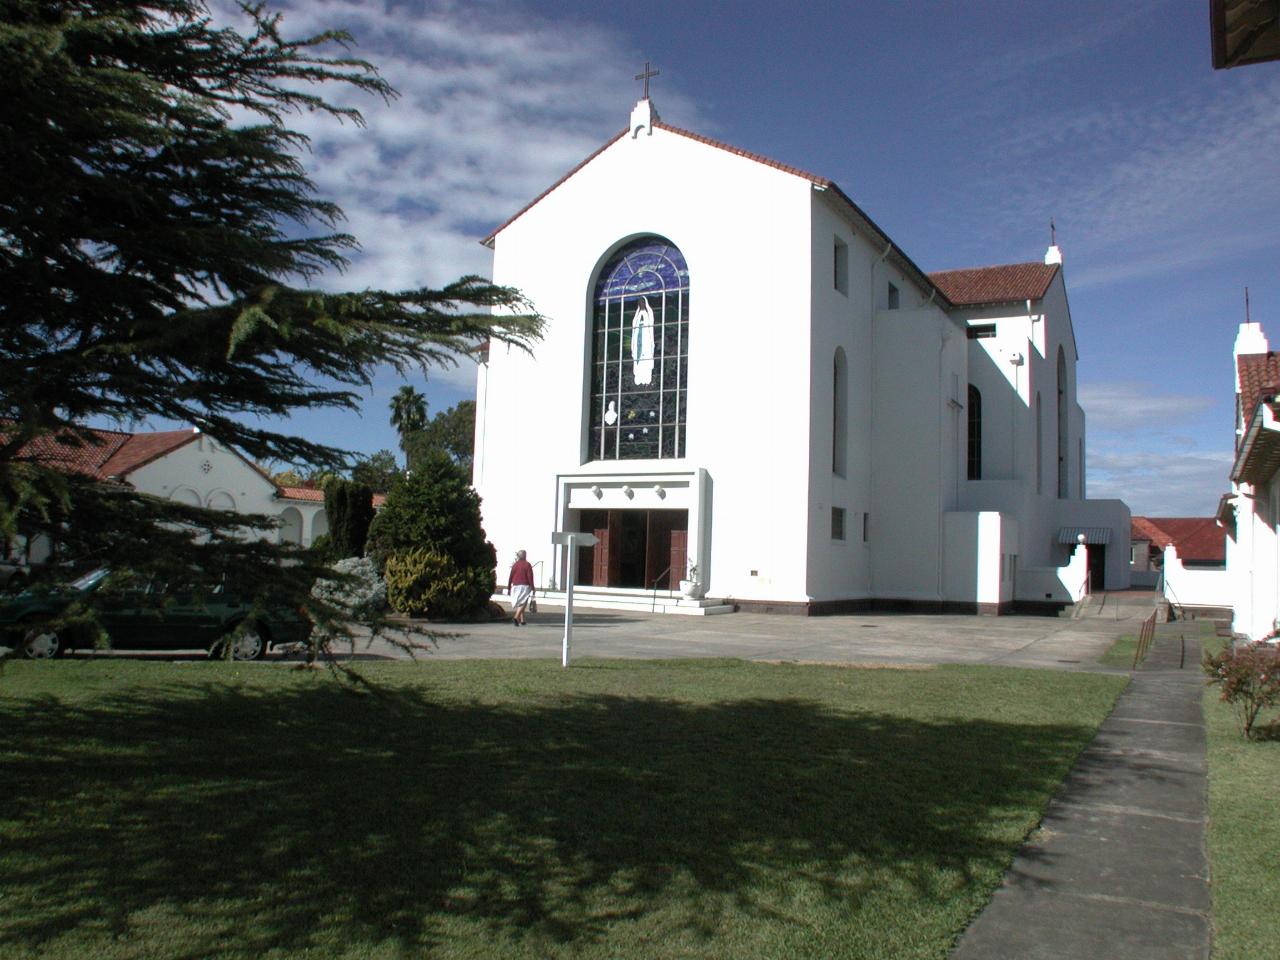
[473,97,1130,614]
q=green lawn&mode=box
[1204,646,1280,960]
[0,658,1126,960]
[1098,633,1141,668]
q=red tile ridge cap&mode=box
[652,121,832,185]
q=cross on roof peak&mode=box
[634,61,659,99]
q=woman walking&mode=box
[507,549,535,626]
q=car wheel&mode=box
[218,624,267,661]
[21,626,63,659]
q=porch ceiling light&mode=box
[590,484,602,498]
[622,485,633,498]
[653,484,665,497]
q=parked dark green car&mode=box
[0,568,309,660]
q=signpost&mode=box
[551,531,598,667]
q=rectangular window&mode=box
[967,323,997,340]
[862,511,869,542]
[833,236,849,295]
[887,283,900,310]
[831,507,846,541]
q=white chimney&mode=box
[1234,320,1270,392]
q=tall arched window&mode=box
[589,237,688,460]
[833,347,847,476]
[967,384,982,480]
[1035,392,1043,494]
[1057,346,1069,498]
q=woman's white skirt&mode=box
[510,583,534,613]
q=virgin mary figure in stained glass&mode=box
[588,236,688,461]
[630,296,655,385]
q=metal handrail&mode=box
[649,564,673,612]
[1134,610,1157,669]
[1157,569,1189,623]
[532,559,544,591]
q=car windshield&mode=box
[70,568,111,591]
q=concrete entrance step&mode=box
[496,587,735,616]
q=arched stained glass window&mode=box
[589,237,689,460]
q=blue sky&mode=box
[197,0,1280,516]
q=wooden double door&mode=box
[577,509,687,590]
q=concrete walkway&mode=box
[950,625,1211,959]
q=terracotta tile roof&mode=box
[278,485,387,508]
[927,262,1060,306]
[1236,351,1280,419]
[1132,516,1225,563]
[12,428,129,479]
[13,423,389,510]
[278,485,324,502]
[1130,516,1170,549]
[10,426,195,480]
[100,429,199,477]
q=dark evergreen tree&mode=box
[365,449,496,588]
[323,479,374,560]
[0,1,541,657]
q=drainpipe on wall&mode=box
[936,317,952,601]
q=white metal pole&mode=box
[562,539,576,667]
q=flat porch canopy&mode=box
[1057,527,1112,545]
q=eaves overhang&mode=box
[810,182,953,312]
[1231,399,1280,484]
[1216,493,1237,538]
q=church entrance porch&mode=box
[575,509,687,590]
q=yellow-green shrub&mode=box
[384,547,494,619]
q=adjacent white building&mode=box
[1224,320,1280,639]
[8,426,333,564]
[473,98,1130,614]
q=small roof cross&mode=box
[635,61,660,99]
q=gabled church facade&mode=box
[473,98,1130,613]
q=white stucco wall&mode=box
[127,432,325,546]
[865,303,965,602]
[477,119,816,602]
[1162,545,1230,610]
[1229,479,1280,639]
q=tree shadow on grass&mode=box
[0,682,1100,959]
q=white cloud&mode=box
[965,69,1280,289]
[212,0,704,291]
[1087,446,1232,517]
[1078,382,1215,434]
[200,0,704,454]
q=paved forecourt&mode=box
[343,590,1156,672]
